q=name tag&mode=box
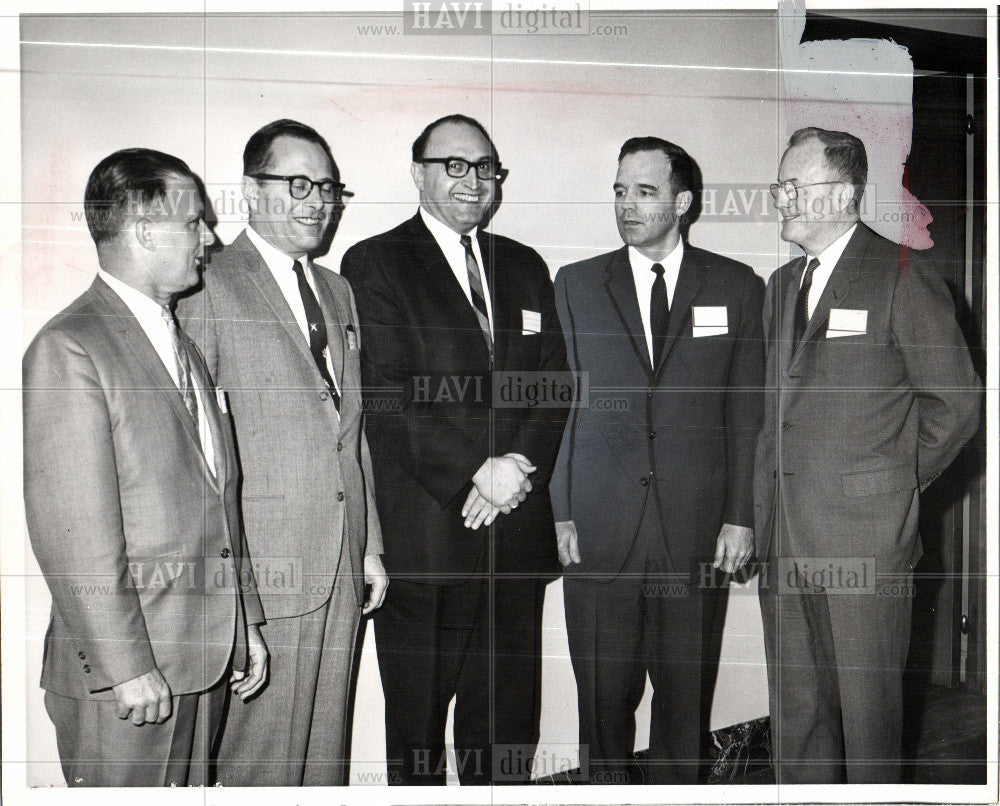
[215,387,228,413]
[346,324,359,351]
[522,309,541,335]
[827,308,868,338]
[692,306,728,337]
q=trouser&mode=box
[374,567,547,785]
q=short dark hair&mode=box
[411,114,498,162]
[243,119,337,177]
[618,136,702,229]
[788,127,868,206]
[84,148,195,245]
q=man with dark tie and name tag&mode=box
[178,119,388,786]
[755,127,980,783]
[24,148,267,786]
[551,137,764,784]
[341,114,569,784]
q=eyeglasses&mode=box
[250,173,354,204]
[769,180,843,201]
[416,157,509,182]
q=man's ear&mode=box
[242,175,260,215]
[834,182,856,215]
[410,162,425,192]
[134,217,155,251]
[675,189,693,219]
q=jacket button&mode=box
[781,421,791,430]
[337,491,345,502]
[337,442,343,452]
[640,477,650,487]
[83,665,91,673]
[78,651,86,660]
[648,430,657,439]
[319,391,329,401]
[220,547,231,558]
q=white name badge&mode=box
[827,308,868,338]
[522,309,541,335]
[692,305,728,337]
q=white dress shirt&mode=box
[801,223,857,318]
[244,225,341,399]
[98,269,215,473]
[628,239,684,365]
[420,207,495,338]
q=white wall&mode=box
[19,10,785,785]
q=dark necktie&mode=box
[292,260,341,411]
[793,257,821,349]
[161,306,199,426]
[459,234,493,354]
[650,262,670,367]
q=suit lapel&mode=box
[407,215,492,366]
[603,248,653,376]
[311,268,349,429]
[91,279,220,492]
[791,225,868,366]
[780,257,806,374]
[233,232,320,378]
[654,249,705,378]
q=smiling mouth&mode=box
[293,215,324,226]
[452,193,483,203]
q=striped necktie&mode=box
[459,234,493,354]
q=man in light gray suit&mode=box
[179,119,388,786]
[755,127,980,783]
[25,148,267,786]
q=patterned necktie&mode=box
[650,262,670,367]
[459,234,493,354]
[793,257,821,348]
[292,260,341,411]
[161,306,199,425]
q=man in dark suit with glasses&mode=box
[342,113,568,785]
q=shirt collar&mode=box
[420,206,478,250]
[245,223,306,274]
[627,239,684,279]
[97,268,167,321]
[811,222,858,270]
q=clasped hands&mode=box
[462,453,535,529]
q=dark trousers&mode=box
[759,543,913,783]
[564,517,723,785]
[374,570,547,785]
[45,679,227,787]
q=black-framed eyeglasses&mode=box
[416,157,508,182]
[250,173,354,204]
[769,180,842,200]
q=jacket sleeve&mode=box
[23,330,157,691]
[504,251,570,490]
[723,268,765,527]
[891,257,981,488]
[548,267,577,522]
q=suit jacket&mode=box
[551,244,765,577]
[753,223,980,571]
[177,231,383,617]
[340,213,569,583]
[23,277,263,700]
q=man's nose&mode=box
[199,221,216,247]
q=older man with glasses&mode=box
[177,118,387,787]
[755,126,980,783]
[341,113,569,785]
